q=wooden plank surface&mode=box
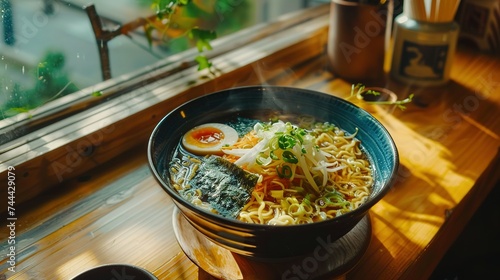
[1,41,499,280]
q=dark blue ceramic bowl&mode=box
[71,264,157,280]
[148,86,398,259]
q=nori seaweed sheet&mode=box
[183,155,258,218]
[226,117,259,137]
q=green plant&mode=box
[147,0,251,73]
[1,51,78,119]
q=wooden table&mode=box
[1,36,499,279]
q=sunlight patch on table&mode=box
[371,200,444,244]
[57,251,99,279]
[99,225,164,264]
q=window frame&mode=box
[0,4,330,206]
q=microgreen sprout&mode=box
[349,83,414,111]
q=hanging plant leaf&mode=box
[195,55,212,71]
[91,91,103,97]
[153,0,191,18]
[189,28,216,52]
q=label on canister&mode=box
[390,16,459,87]
[398,40,449,81]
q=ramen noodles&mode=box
[169,117,374,225]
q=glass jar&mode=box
[390,14,460,87]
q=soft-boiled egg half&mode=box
[182,123,238,155]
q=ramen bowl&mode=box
[148,86,398,260]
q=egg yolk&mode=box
[185,127,224,147]
[182,123,238,155]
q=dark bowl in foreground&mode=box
[71,264,157,280]
[148,86,399,259]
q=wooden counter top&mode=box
[1,39,499,280]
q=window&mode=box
[0,1,326,132]
[0,0,331,204]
